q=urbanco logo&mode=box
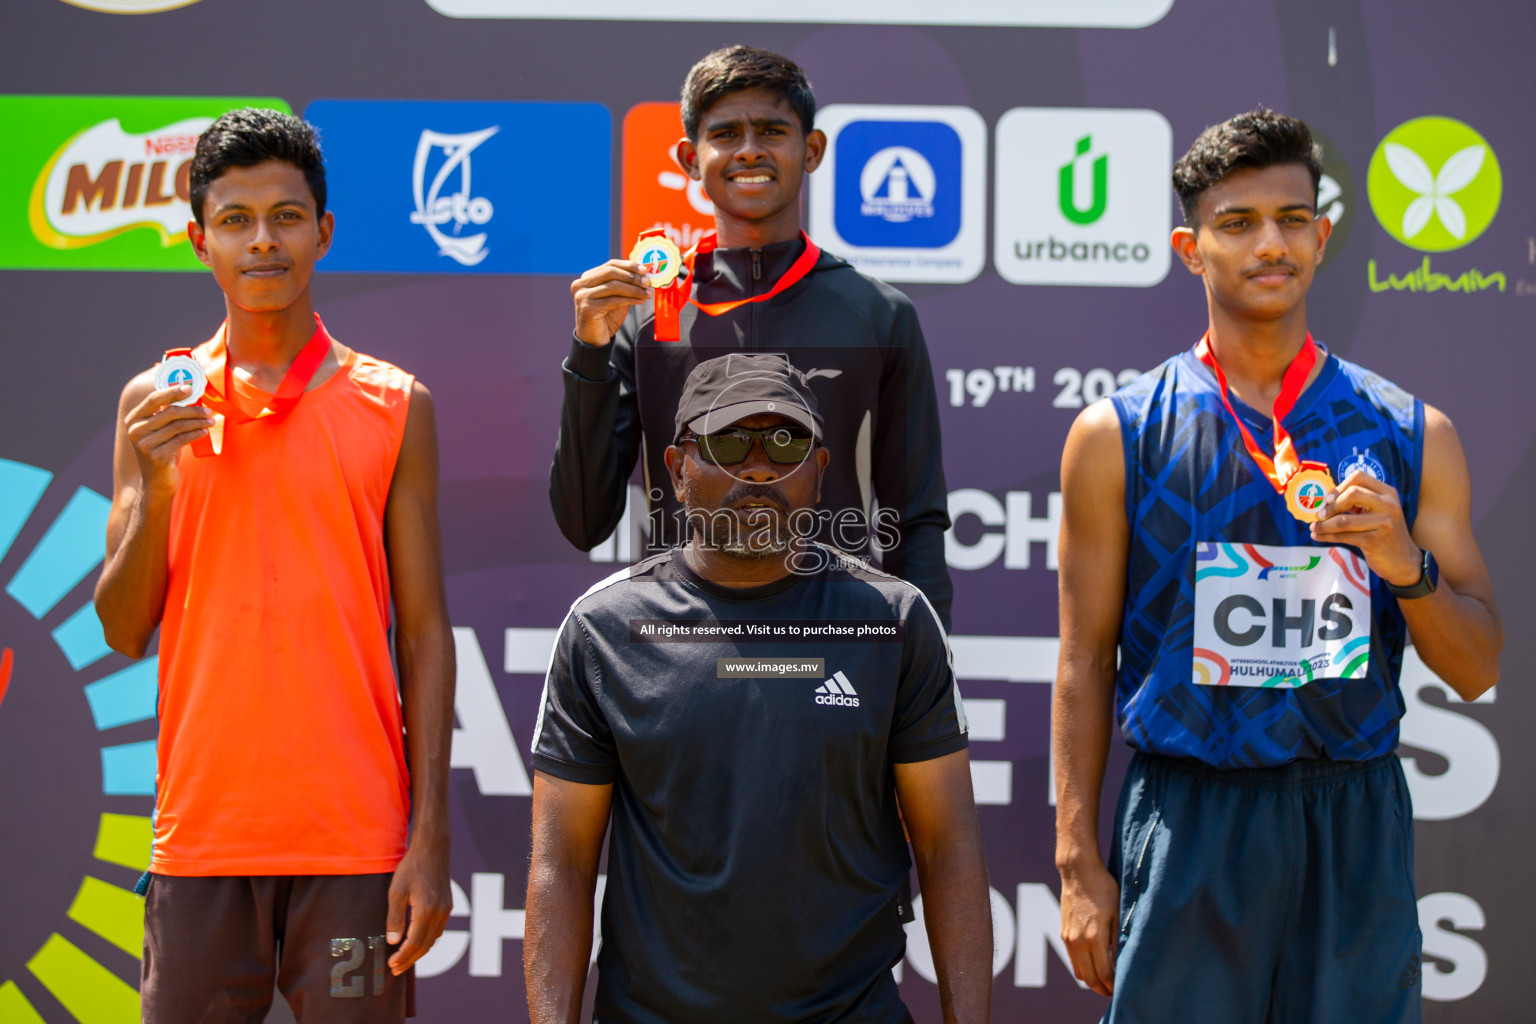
[993,108,1172,287]
[808,104,986,284]
[305,99,610,275]
[408,127,498,267]
[1058,136,1106,225]
[1367,116,1501,252]
[0,95,291,272]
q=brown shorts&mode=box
[141,873,415,1024]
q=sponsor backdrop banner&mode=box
[0,1,1530,1022]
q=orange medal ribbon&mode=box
[165,314,334,458]
[1194,332,1336,522]
[641,228,821,341]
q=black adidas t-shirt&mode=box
[532,545,969,1024]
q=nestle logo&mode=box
[145,135,198,157]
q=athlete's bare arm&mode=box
[1051,398,1128,998]
[1312,405,1502,699]
[95,372,215,658]
[525,771,613,1024]
[893,749,992,1024]
[381,382,455,975]
[571,260,653,346]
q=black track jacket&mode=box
[549,235,953,626]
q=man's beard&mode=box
[683,483,793,559]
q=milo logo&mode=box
[0,95,290,272]
[30,117,210,249]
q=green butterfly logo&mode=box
[1368,117,1501,252]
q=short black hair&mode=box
[680,45,816,142]
[1172,108,1322,229]
[189,108,325,228]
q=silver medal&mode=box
[154,355,207,406]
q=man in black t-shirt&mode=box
[525,354,991,1024]
[552,44,953,627]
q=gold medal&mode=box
[628,234,682,288]
[1284,464,1336,522]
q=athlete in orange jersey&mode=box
[95,110,454,1024]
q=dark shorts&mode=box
[142,873,415,1024]
[1104,752,1422,1024]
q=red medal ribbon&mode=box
[646,229,821,341]
[687,230,821,315]
[167,314,335,457]
[1194,331,1322,492]
[636,228,691,342]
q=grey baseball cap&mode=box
[673,353,824,441]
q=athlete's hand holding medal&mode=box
[573,227,821,345]
[1311,470,1426,589]
[570,231,686,347]
[125,355,217,498]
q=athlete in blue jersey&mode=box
[1052,110,1502,1023]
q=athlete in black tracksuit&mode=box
[549,233,954,625]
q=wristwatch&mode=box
[1386,548,1439,599]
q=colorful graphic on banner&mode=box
[808,105,986,283]
[424,0,1176,27]
[1192,542,1372,688]
[304,99,610,274]
[0,95,291,271]
[993,107,1171,287]
[621,102,713,253]
[0,459,156,1021]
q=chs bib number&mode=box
[1191,542,1372,688]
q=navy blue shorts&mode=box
[1104,751,1422,1024]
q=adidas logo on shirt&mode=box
[814,671,861,708]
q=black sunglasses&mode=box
[680,426,816,465]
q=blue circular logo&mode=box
[640,248,670,274]
[1337,447,1387,485]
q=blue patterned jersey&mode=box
[1111,344,1424,768]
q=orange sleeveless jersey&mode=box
[152,326,414,876]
